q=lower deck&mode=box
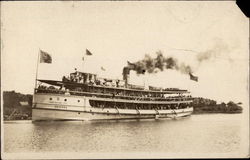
[32,107,193,121]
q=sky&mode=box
[1,1,249,105]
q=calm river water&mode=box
[3,114,249,158]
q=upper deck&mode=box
[35,71,192,104]
[38,79,189,94]
[60,71,189,93]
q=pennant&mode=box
[86,49,93,55]
[189,73,198,82]
[40,50,52,63]
[101,66,106,71]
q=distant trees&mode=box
[3,91,20,109]
[226,101,243,112]
[192,97,216,106]
[3,91,32,120]
[192,97,243,114]
[3,91,32,107]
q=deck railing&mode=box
[35,88,193,102]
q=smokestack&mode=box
[123,67,130,88]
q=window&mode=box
[64,99,67,101]
[78,100,80,102]
[49,98,52,100]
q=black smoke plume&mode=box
[123,51,194,78]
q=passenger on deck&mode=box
[62,76,67,82]
[75,76,79,83]
[103,81,107,86]
[38,85,42,89]
[65,89,70,95]
[89,80,94,85]
[61,86,66,91]
[48,86,55,90]
[95,80,101,85]
[79,77,83,83]
[73,77,77,82]
[116,80,120,87]
[70,75,74,82]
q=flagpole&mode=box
[32,49,40,109]
[82,49,86,72]
[82,49,92,73]
[34,49,40,91]
[82,49,89,73]
[83,55,86,72]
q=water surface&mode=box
[3,114,248,158]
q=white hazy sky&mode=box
[1,1,249,104]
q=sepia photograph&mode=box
[1,1,249,159]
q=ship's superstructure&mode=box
[32,69,193,121]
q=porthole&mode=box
[49,98,52,100]
[78,100,80,102]
[64,99,67,101]
[78,112,80,114]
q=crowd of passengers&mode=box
[90,101,190,110]
[37,84,192,102]
[61,73,186,92]
[62,74,124,88]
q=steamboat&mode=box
[32,67,193,121]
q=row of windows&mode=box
[89,100,190,110]
[49,97,81,103]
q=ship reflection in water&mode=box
[4,114,244,158]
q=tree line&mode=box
[3,91,32,120]
[192,97,243,113]
[3,91,243,120]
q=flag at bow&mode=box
[189,73,198,82]
[40,50,52,63]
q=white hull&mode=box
[32,108,193,121]
[32,93,193,121]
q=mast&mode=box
[82,49,87,72]
[82,54,85,72]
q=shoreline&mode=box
[4,112,242,121]
[193,111,242,115]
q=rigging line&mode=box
[168,47,248,61]
[167,47,200,53]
